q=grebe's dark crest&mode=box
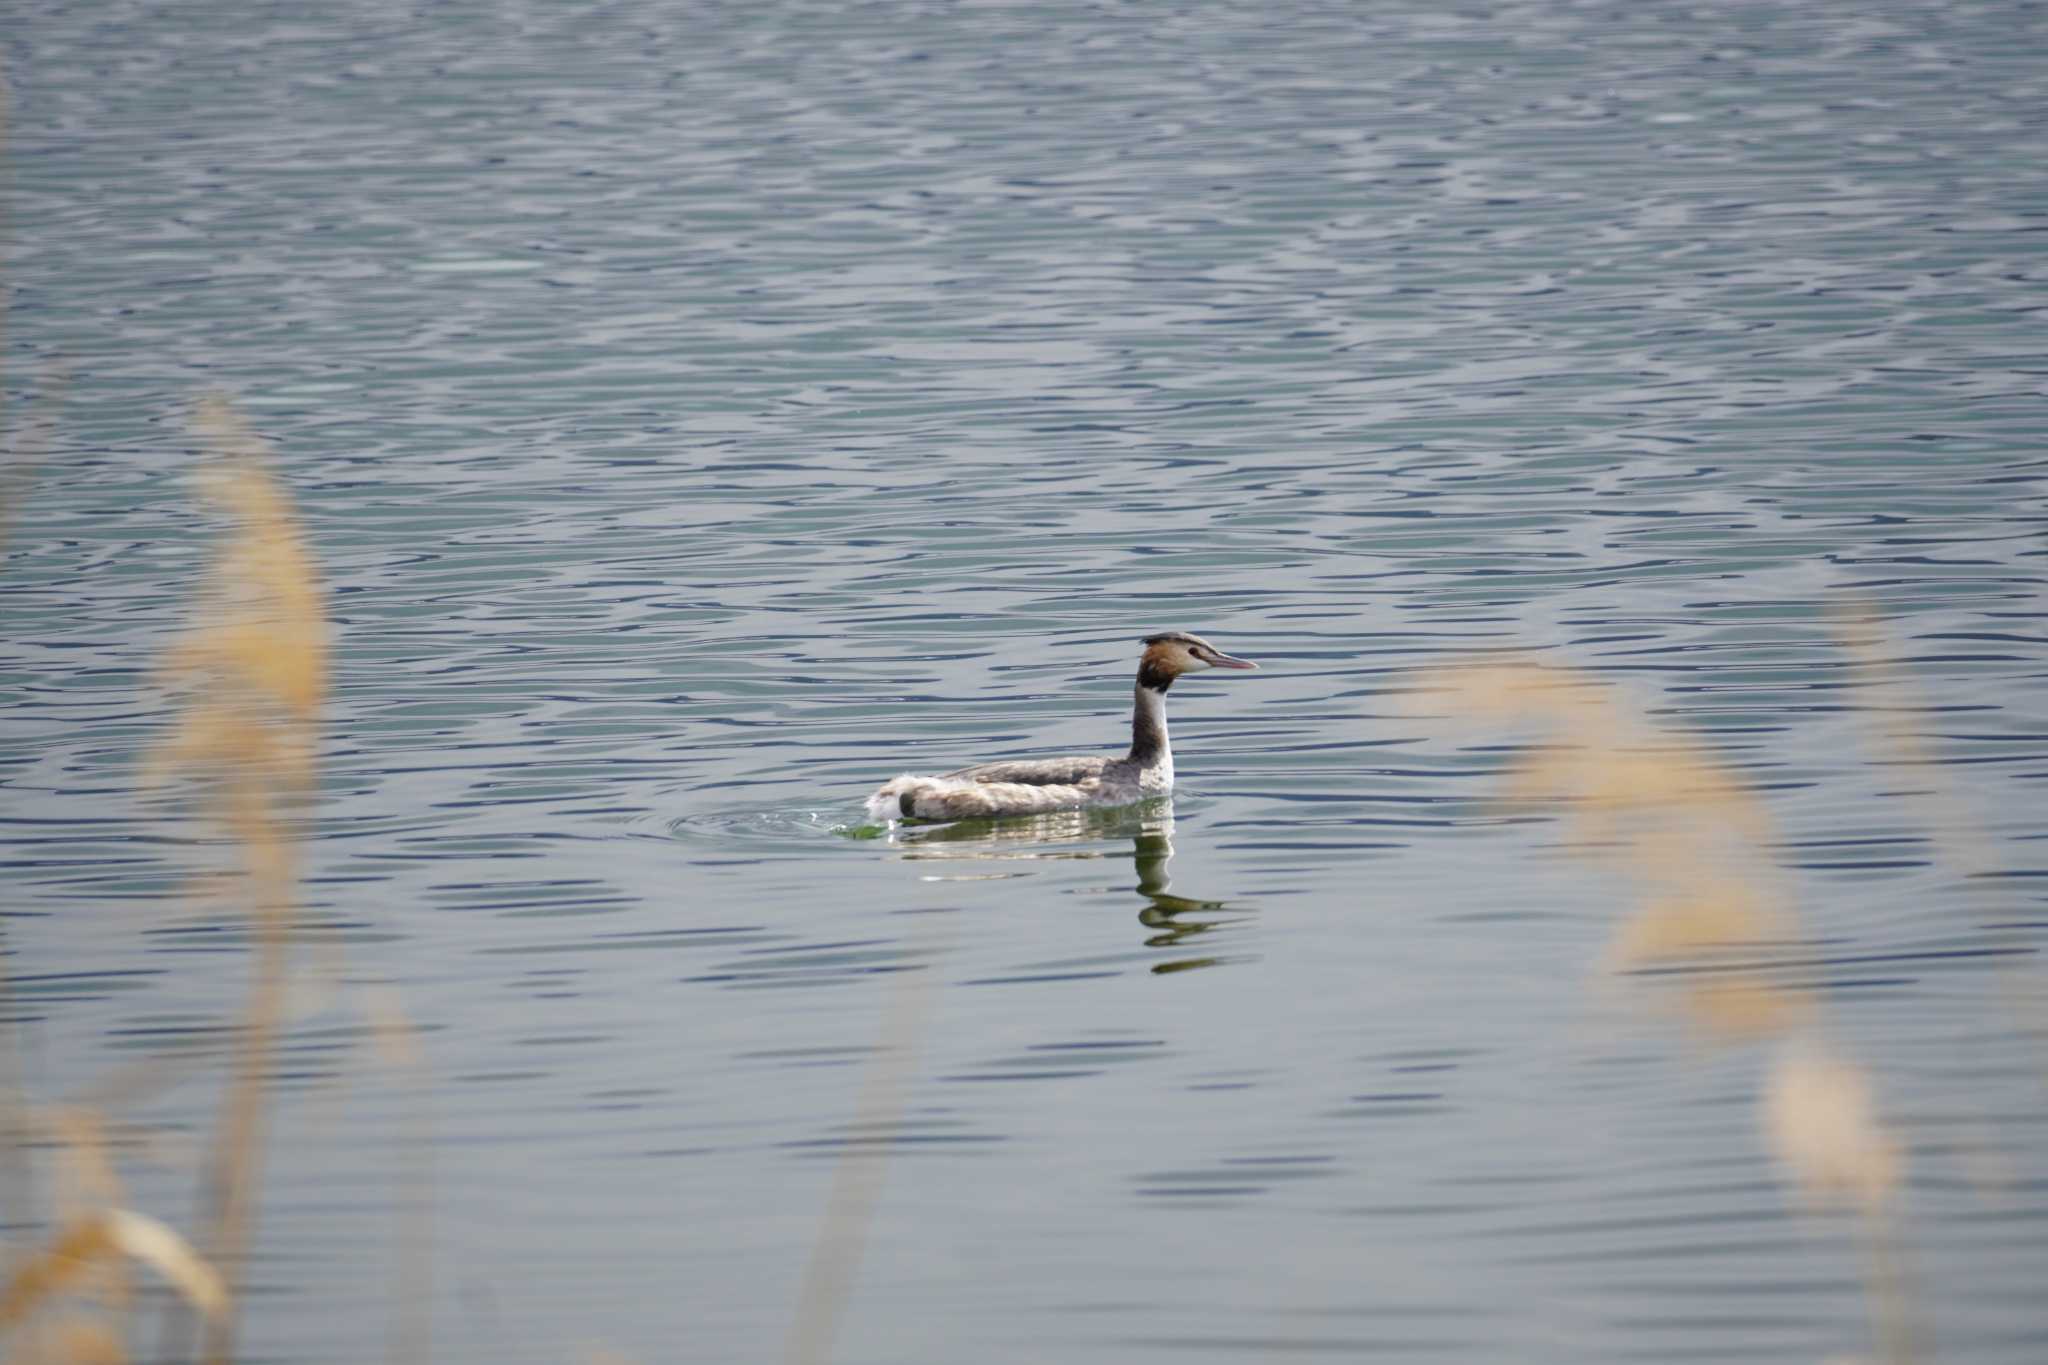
[866,631,1256,823]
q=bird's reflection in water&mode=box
[888,799,1249,974]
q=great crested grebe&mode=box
[865,631,1256,822]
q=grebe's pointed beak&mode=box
[1207,650,1257,671]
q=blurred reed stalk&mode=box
[0,394,320,1360]
[149,396,328,1365]
[1433,661,1920,1365]
[0,97,231,1360]
[781,912,954,1365]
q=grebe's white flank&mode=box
[865,632,1256,822]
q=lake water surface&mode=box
[5,1,2047,1361]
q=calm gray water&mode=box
[5,1,2047,1361]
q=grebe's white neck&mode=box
[1128,683,1172,779]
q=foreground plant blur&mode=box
[1,397,326,1364]
[1434,661,1918,1364]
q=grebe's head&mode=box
[1137,631,1257,691]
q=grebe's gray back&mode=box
[865,632,1256,823]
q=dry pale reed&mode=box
[1430,662,1807,1037]
[1,396,329,1364]
[1434,659,1915,1362]
[1765,1040,1903,1214]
